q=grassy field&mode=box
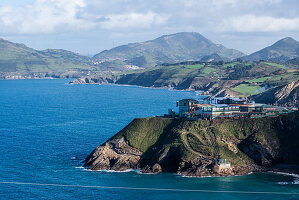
[248,77,270,83]
[183,64,205,69]
[202,67,217,74]
[265,62,287,69]
[232,84,261,96]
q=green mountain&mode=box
[0,38,94,74]
[93,32,245,70]
[242,37,299,62]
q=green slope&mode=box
[109,61,298,97]
[102,111,299,168]
[0,38,95,73]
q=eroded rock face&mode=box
[84,138,255,177]
[252,80,299,107]
[84,137,142,171]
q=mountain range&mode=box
[0,32,299,75]
[92,32,245,70]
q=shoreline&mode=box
[77,164,299,178]
[68,81,200,93]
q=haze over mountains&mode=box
[242,37,299,62]
[0,32,298,75]
[93,32,245,70]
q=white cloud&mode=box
[0,0,95,34]
[0,0,168,34]
[0,0,298,54]
[100,12,168,29]
[223,15,299,32]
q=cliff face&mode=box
[252,81,299,107]
[84,112,299,177]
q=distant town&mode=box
[167,96,298,120]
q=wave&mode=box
[94,169,139,173]
[270,171,299,185]
[75,166,142,174]
[136,170,154,175]
[270,171,299,178]
[277,179,299,185]
[180,172,253,178]
[75,166,84,169]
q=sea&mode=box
[0,79,298,200]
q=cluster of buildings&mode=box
[168,97,297,120]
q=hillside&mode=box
[287,57,299,65]
[242,37,299,62]
[93,32,245,71]
[71,61,299,107]
[252,80,299,107]
[0,38,97,79]
[84,111,299,176]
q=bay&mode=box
[0,79,298,200]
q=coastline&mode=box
[83,113,299,178]
[77,163,299,178]
[69,80,197,91]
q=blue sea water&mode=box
[0,79,298,200]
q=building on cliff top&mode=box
[169,97,297,120]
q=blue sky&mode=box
[0,0,298,55]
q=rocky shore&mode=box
[84,112,299,177]
[84,137,257,177]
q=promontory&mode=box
[84,111,299,177]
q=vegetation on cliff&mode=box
[85,111,299,176]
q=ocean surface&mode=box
[0,79,298,200]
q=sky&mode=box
[0,0,298,56]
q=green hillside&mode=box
[110,61,299,97]
[0,38,95,74]
[85,111,299,176]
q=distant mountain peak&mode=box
[273,37,299,46]
[280,37,297,42]
[242,37,299,62]
[93,32,245,70]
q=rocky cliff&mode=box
[252,81,299,107]
[84,111,299,177]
